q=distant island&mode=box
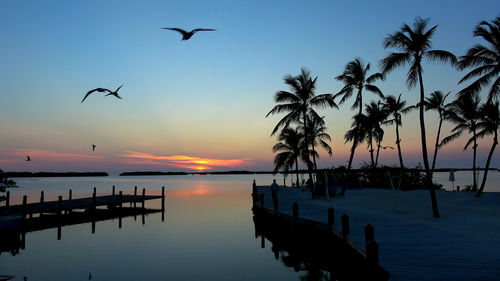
[5,172,109,178]
[119,170,277,176]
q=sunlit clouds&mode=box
[121,151,251,171]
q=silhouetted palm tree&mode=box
[380,17,456,218]
[272,128,305,186]
[457,17,500,102]
[267,68,337,182]
[365,102,387,168]
[441,94,481,192]
[300,115,333,172]
[425,90,452,175]
[382,94,414,170]
[335,58,384,171]
[345,113,370,165]
[475,101,500,197]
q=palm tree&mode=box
[300,115,333,172]
[365,101,388,168]
[441,94,481,192]
[380,17,457,218]
[272,128,305,186]
[382,94,414,170]
[267,68,337,182]
[345,113,370,165]
[335,58,384,171]
[475,101,500,197]
[425,90,452,175]
[457,17,500,102]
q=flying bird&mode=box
[81,85,123,103]
[162,27,216,40]
[26,155,31,161]
[92,144,96,151]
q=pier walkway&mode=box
[256,184,500,281]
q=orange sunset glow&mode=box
[121,151,251,171]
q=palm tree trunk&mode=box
[375,139,382,168]
[430,116,444,176]
[395,121,404,170]
[476,131,497,197]
[418,66,440,218]
[369,137,375,169]
[303,110,314,182]
[312,144,318,172]
[347,140,357,170]
[472,135,478,192]
[295,158,299,186]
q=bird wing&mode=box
[115,84,123,92]
[192,28,216,32]
[162,27,188,36]
[81,88,110,103]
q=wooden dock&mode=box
[252,183,389,280]
[254,183,500,281]
[0,186,164,217]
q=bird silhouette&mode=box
[26,155,31,161]
[81,85,123,103]
[162,27,216,40]
[92,144,96,151]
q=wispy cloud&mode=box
[121,151,251,171]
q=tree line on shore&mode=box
[267,17,500,218]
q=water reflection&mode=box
[0,207,162,256]
[253,208,389,281]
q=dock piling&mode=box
[40,191,44,203]
[6,191,9,207]
[142,188,145,209]
[69,189,72,200]
[341,214,350,238]
[92,190,96,211]
[328,207,334,227]
[58,196,62,215]
[134,186,137,208]
[22,195,27,218]
[112,185,115,196]
[364,224,375,245]
[119,191,123,209]
[366,240,379,266]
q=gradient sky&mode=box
[1,0,499,173]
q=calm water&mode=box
[1,172,499,281]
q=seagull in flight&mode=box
[26,155,31,161]
[81,85,123,103]
[92,144,96,151]
[162,27,216,40]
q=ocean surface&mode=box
[1,171,498,281]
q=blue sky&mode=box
[0,0,499,172]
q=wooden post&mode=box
[91,220,96,234]
[93,187,96,195]
[252,180,257,194]
[341,214,349,238]
[142,212,145,225]
[119,191,123,209]
[57,225,61,240]
[161,186,165,213]
[119,216,122,229]
[112,185,115,196]
[328,207,334,227]
[92,189,96,211]
[69,189,72,200]
[40,191,44,203]
[134,186,137,208]
[58,196,62,215]
[6,191,10,207]
[365,224,375,245]
[142,188,146,209]
[366,240,379,266]
[293,202,299,221]
[22,195,27,219]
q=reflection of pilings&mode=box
[141,188,145,209]
[142,212,145,225]
[134,186,137,208]
[119,215,122,229]
[57,225,61,240]
[92,220,95,233]
[6,191,10,207]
